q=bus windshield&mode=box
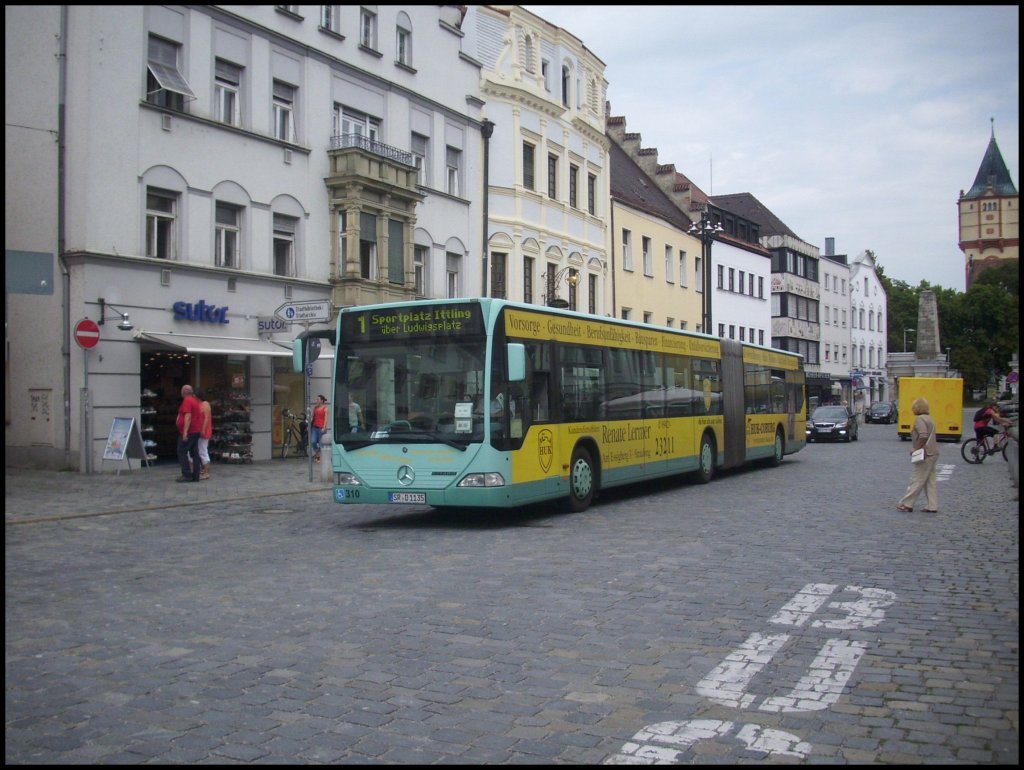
[336,335,488,449]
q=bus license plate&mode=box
[389,492,425,504]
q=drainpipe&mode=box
[58,4,73,470]
[480,119,494,297]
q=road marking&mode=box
[605,583,898,763]
[606,719,812,763]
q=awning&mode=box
[135,331,293,357]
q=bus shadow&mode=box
[341,502,569,531]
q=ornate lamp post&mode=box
[688,213,724,333]
[544,266,579,308]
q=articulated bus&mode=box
[296,298,806,512]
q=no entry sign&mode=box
[74,318,101,349]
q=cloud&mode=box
[524,4,1019,290]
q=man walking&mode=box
[176,384,203,482]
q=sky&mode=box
[523,5,1019,292]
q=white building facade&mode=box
[818,250,853,404]
[5,4,484,469]
[461,5,610,312]
[849,250,889,409]
[710,241,772,347]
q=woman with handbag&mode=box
[896,397,939,512]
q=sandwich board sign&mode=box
[101,416,151,474]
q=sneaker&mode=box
[175,476,195,483]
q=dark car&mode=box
[806,405,859,442]
[865,401,896,424]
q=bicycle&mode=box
[960,425,1014,464]
[280,409,309,459]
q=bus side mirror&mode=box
[507,343,526,382]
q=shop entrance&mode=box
[140,350,251,463]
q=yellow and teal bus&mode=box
[297,298,806,512]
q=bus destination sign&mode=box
[342,303,484,341]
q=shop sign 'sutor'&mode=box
[173,299,230,324]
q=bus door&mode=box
[720,339,746,469]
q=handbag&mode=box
[910,448,925,463]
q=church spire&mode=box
[961,120,1018,200]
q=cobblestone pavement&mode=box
[6,419,1018,764]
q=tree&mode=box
[880,258,1019,395]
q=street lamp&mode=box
[903,328,915,352]
[543,266,579,308]
[688,213,724,334]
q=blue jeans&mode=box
[178,433,201,480]
[311,426,324,455]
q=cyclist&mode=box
[973,401,1012,450]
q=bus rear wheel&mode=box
[695,433,715,484]
[567,446,595,512]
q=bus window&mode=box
[560,345,603,422]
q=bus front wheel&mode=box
[769,428,785,467]
[695,433,716,484]
[568,446,595,512]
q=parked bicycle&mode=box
[280,408,309,459]
[960,425,1015,464]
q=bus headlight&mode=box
[457,472,506,488]
[336,472,362,485]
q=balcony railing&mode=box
[329,133,415,167]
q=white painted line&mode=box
[769,582,836,626]
[811,586,896,630]
[760,639,868,713]
[695,632,789,709]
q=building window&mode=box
[411,132,429,186]
[414,244,427,296]
[758,276,764,298]
[545,262,557,303]
[523,142,535,190]
[490,251,507,299]
[679,249,687,287]
[718,323,725,338]
[541,59,550,91]
[334,105,379,143]
[717,264,724,290]
[524,256,534,304]
[446,252,460,298]
[214,59,241,126]
[561,64,570,107]
[622,229,633,271]
[273,214,297,276]
[360,7,377,50]
[146,188,177,260]
[728,268,735,292]
[695,256,702,293]
[738,270,745,294]
[748,273,754,296]
[396,13,412,66]
[446,146,462,197]
[321,5,341,34]
[569,164,578,208]
[588,274,597,314]
[665,245,674,284]
[587,173,596,215]
[360,212,377,279]
[642,236,652,277]
[146,34,194,111]
[273,80,296,142]
[215,202,241,269]
[547,153,558,199]
[569,275,578,311]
